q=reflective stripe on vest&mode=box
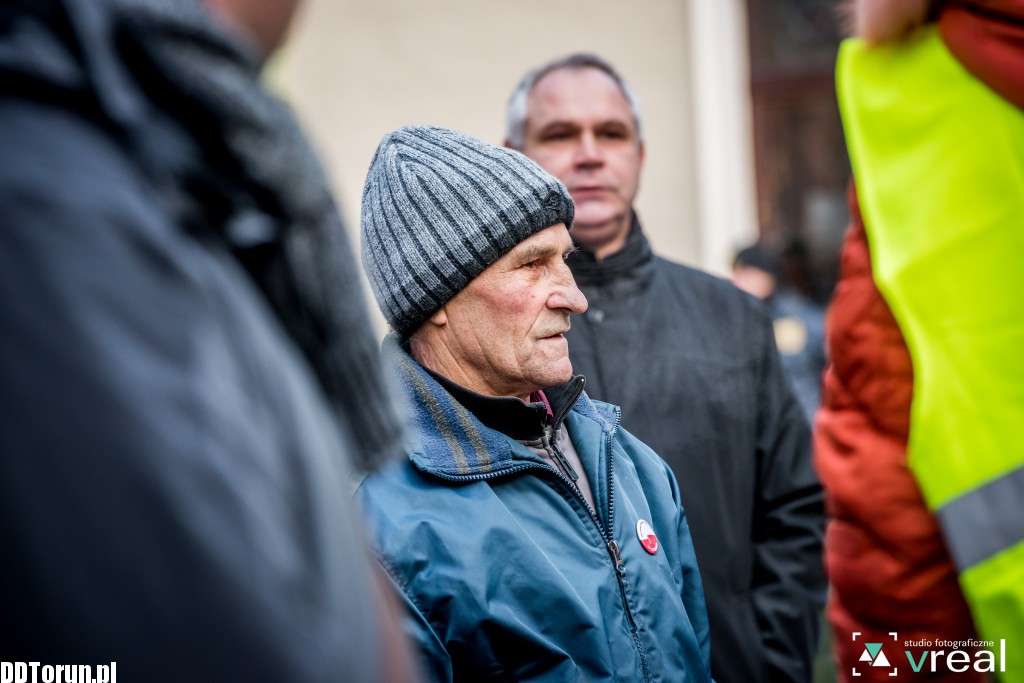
[936,465,1024,572]
[838,26,1024,653]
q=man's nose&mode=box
[549,274,589,315]
[573,131,603,168]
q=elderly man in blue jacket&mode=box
[358,125,713,682]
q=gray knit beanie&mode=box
[360,125,575,338]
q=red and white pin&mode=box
[636,519,659,555]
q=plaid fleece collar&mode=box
[384,336,607,478]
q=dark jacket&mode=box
[0,0,410,679]
[358,339,713,682]
[567,220,826,683]
[765,290,827,423]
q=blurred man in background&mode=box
[0,0,418,679]
[732,242,827,423]
[506,53,826,683]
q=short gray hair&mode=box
[505,53,644,150]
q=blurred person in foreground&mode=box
[0,0,419,680]
[817,0,1024,679]
[506,53,826,683]
[357,124,713,682]
[732,242,827,423]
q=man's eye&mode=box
[522,260,539,268]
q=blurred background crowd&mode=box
[273,0,849,313]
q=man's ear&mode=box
[638,139,646,167]
[429,306,448,326]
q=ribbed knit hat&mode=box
[360,125,575,338]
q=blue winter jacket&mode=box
[358,340,713,682]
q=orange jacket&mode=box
[814,187,981,682]
[816,4,1024,678]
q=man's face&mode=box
[203,0,302,56]
[518,67,644,257]
[731,266,776,301]
[434,224,588,400]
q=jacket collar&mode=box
[426,369,585,441]
[568,213,653,285]
[385,336,606,479]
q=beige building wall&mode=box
[276,0,757,326]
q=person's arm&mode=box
[377,559,454,683]
[750,311,828,683]
[668,469,714,674]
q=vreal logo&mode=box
[853,631,1009,676]
[903,637,1007,674]
[851,631,899,677]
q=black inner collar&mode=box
[568,213,652,285]
[426,368,585,441]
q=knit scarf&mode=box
[108,0,404,472]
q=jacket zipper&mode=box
[432,408,650,682]
[603,408,649,683]
[543,423,579,483]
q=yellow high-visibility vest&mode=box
[838,25,1024,669]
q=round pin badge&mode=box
[773,316,808,356]
[636,519,659,555]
